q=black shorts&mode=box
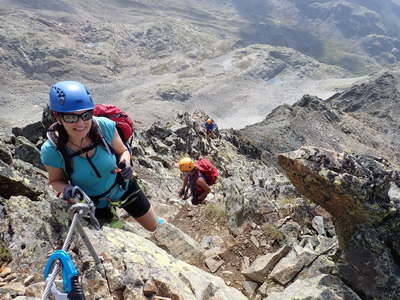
[95,179,151,219]
[191,190,202,205]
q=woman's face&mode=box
[57,110,94,140]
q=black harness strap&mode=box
[69,142,102,179]
[86,152,101,178]
[88,180,120,204]
[69,143,98,157]
[98,113,124,118]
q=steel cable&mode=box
[41,211,80,300]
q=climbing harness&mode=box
[42,187,101,300]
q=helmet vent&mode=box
[57,89,65,106]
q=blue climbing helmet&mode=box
[49,81,95,112]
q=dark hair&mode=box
[54,121,102,149]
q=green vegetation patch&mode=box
[0,240,12,265]
[262,223,285,245]
[206,202,227,223]
[319,39,369,74]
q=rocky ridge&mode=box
[235,63,400,167]
[0,109,343,299]
[2,88,400,298]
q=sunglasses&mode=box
[182,169,194,174]
[60,110,94,123]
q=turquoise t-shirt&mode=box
[41,117,127,208]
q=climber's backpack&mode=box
[196,158,219,185]
[93,104,135,145]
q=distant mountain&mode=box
[0,0,399,134]
[235,63,400,167]
[229,0,400,74]
[2,0,399,74]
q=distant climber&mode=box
[177,157,218,205]
[202,118,217,138]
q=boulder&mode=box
[278,146,400,298]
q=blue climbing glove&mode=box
[62,185,75,201]
[118,160,133,181]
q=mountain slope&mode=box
[0,0,399,134]
[236,63,400,167]
[0,4,353,135]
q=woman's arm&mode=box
[182,175,189,189]
[196,177,211,200]
[45,165,70,194]
[111,129,131,164]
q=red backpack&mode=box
[94,104,134,143]
[196,158,218,185]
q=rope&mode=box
[136,177,181,180]
[41,187,101,300]
[41,211,80,300]
[64,210,80,251]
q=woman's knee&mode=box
[134,207,159,231]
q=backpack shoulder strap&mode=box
[93,118,116,155]
[189,170,202,185]
[59,147,73,180]
[93,118,126,184]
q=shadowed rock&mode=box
[278,146,394,249]
[278,146,400,299]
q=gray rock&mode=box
[278,146,400,298]
[241,245,290,283]
[269,246,318,285]
[14,136,44,170]
[152,222,205,265]
[266,274,361,300]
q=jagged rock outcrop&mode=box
[1,109,356,299]
[278,146,400,299]
[7,100,400,299]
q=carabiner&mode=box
[44,250,78,294]
[43,250,86,299]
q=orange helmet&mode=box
[178,157,195,172]
[207,119,212,124]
